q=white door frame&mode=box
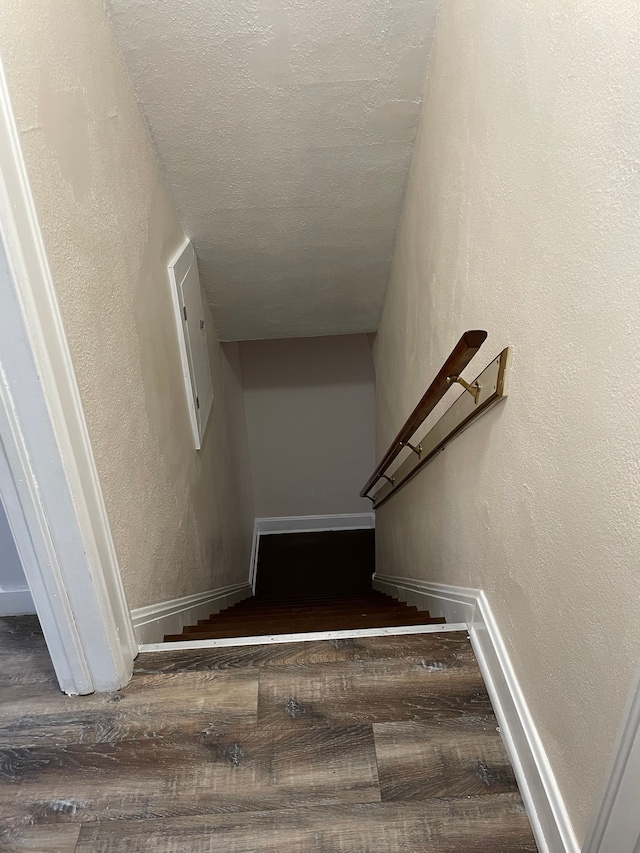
[0,55,135,694]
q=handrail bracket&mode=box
[447,375,481,404]
[400,440,422,457]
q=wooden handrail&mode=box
[360,330,488,498]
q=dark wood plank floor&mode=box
[0,617,537,852]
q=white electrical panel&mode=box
[168,239,213,449]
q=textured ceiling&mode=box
[107,0,439,340]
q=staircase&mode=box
[164,590,445,642]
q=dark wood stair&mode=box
[164,590,445,642]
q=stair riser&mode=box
[167,616,446,642]
[164,586,446,644]
[193,605,419,625]
[230,597,390,609]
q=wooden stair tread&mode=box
[192,605,419,626]
[163,586,446,644]
[166,624,444,641]
[166,613,445,642]
[222,595,396,607]
[225,600,392,613]
[185,615,434,635]
[188,610,438,632]
[188,610,435,628]
[233,596,391,608]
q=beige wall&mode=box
[0,0,254,609]
[374,0,640,843]
[239,335,375,518]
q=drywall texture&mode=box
[240,335,375,517]
[106,0,439,340]
[0,0,255,609]
[374,0,640,843]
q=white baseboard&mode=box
[249,513,375,592]
[373,575,477,624]
[373,573,579,853]
[0,587,35,616]
[253,513,375,536]
[130,582,252,645]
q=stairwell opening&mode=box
[163,530,445,643]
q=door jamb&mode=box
[0,53,135,694]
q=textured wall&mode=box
[106,0,439,341]
[374,0,640,842]
[0,0,255,609]
[239,335,375,518]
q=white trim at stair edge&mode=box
[249,513,375,592]
[131,582,252,645]
[373,573,579,853]
[139,621,467,653]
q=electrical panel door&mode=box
[168,239,213,448]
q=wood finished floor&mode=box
[0,616,538,852]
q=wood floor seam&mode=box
[0,616,538,852]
